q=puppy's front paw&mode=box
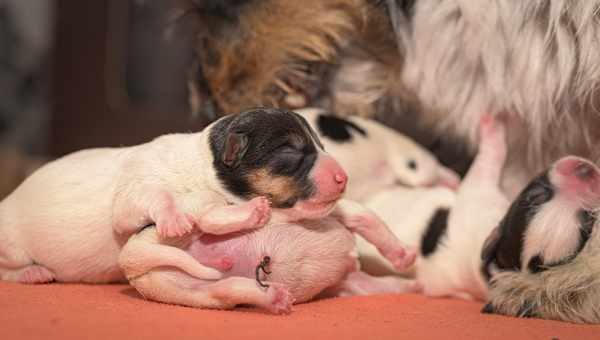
[266,283,295,315]
[244,196,272,229]
[384,246,417,272]
[156,211,194,238]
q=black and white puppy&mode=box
[0,107,348,284]
[358,115,507,300]
[295,108,460,202]
[482,156,600,324]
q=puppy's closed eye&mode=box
[523,186,552,205]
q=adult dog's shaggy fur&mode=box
[174,0,600,193]
[172,0,407,118]
[395,0,600,193]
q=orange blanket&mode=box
[1,282,597,340]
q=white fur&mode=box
[522,199,584,267]
[396,0,600,194]
[0,128,230,283]
[360,116,509,301]
[358,186,455,274]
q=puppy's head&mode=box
[482,156,600,279]
[209,107,348,219]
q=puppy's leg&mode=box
[462,114,507,186]
[332,199,416,271]
[119,229,225,281]
[131,270,294,314]
[113,187,196,238]
[113,185,270,238]
[0,231,55,283]
[1,265,55,284]
[193,197,271,235]
[329,271,422,297]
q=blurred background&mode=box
[0,0,206,199]
[0,0,471,200]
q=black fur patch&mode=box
[527,254,546,273]
[209,107,322,207]
[421,208,449,257]
[193,0,254,22]
[576,209,595,254]
[316,114,367,143]
[482,172,554,275]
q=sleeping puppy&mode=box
[482,156,600,324]
[119,199,418,314]
[358,115,508,300]
[0,107,351,283]
[295,108,460,201]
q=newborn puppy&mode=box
[119,199,419,314]
[0,107,348,283]
[482,156,600,323]
[359,115,509,300]
[295,108,460,202]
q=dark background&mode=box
[0,0,471,199]
[51,0,207,156]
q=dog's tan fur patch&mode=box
[247,168,299,206]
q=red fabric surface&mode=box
[1,281,598,340]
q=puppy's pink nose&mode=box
[556,157,598,182]
[334,171,348,192]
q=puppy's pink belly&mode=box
[184,221,356,302]
[186,233,257,279]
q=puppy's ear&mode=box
[222,131,249,168]
[292,112,324,150]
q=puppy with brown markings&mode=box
[481,156,600,324]
[1,107,400,284]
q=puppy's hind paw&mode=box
[385,246,417,273]
[4,265,56,284]
[245,196,272,229]
[266,283,295,315]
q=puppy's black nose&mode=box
[575,163,596,181]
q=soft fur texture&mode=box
[487,228,600,324]
[395,0,600,192]
[173,0,408,117]
[178,0,600,194]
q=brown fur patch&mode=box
[247,168,299,207]
[174,0,412,117]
